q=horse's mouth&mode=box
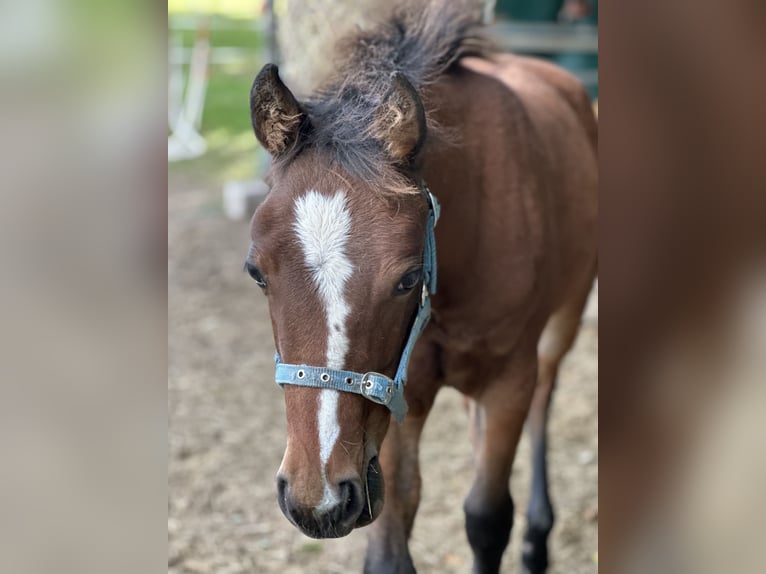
[356,455,384,527]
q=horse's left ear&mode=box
[373,73,426,164]
[250,64,307,156]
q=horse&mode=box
[245,4,597,573]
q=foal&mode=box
[245,5,597,573]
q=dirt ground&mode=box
[168,177,598,574]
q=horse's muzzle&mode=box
[277,475,363,538]
[276,456,384,538]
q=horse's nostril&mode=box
[337,479,364,525]
[276,476,291,516]
[277,476,288,499]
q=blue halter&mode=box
[274,182,440,423]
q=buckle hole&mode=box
[297,370,305,379]
[320,373,330,382]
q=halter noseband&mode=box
[274,182,440,423]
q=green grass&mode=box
[172,16,265,49]
[168,0,263,19]
[168,16,268,187]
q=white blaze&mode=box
[293,190,353,511]
[316,389,340,510]
[293,190,353,369]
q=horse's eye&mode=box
[395,269,422,294]
[245,262,267,288]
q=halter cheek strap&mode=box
[274,183,440,424]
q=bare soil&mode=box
[168,179,598,574]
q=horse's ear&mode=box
[250,64,307,156]
[373,73,426,164]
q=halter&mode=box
[274,182,440,423]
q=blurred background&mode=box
[168,1,598,573]
[0,0,762,573]
[167,0,597,195]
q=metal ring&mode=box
[297,370,305,379]
[320,373,330,382]
[345,377,353,385]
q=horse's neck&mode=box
[420,72,500,274]
[420,68,542,334]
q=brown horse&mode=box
[245,4,597,573]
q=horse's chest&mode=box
[437,345,511,397]
[426,329,529,397]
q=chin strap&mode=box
[274,183,440,424]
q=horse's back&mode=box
[461,53,598,317]
[421,53,596,366]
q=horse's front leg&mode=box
[464,351,537,574]
[362,410,430,574]
[363,344,439,574]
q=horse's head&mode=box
[246,65,433,538]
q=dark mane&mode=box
[277,1,490,193]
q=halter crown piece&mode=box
[274,181,440,423]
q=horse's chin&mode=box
[355,455,384,528]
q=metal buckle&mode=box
[360,372,393,405]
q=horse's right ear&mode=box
[372,73,426,164]
[250,64,307,156]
